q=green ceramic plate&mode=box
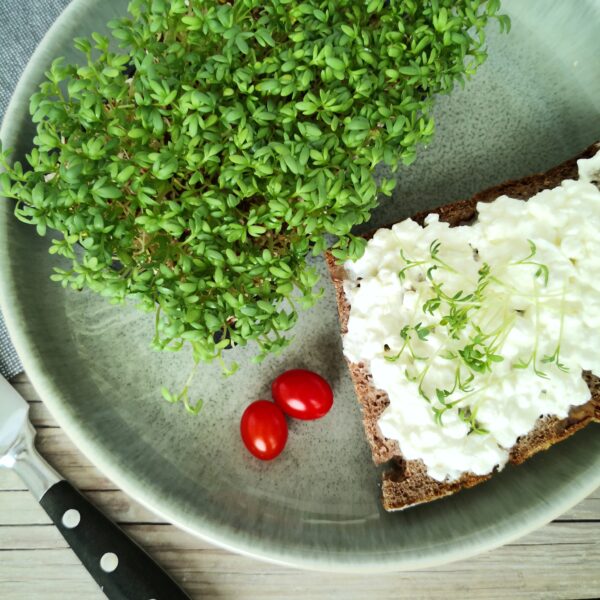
[1,0,600,572]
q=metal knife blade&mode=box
[0,373,29,461]
[0,374,60,496]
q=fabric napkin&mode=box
[0,0,71,378]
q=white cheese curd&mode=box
[343,148,600,482]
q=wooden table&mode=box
[1,372,598,599]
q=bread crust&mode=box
[326,142,600,511]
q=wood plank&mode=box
[28,401,58,428]
[0,525,65,550]
[0,471,24,491]
[9,372,30,384]
[0,582,101,600]
[9,378,42,403]
[0,490,161,526]
[0,466,116,492]
[34,427,92,459]
[0,522,599,600]
[559,494,600,521]
[0,492,51,525]
[0,549,102,600]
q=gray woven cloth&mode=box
[0,0,71,378]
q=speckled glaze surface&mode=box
[1,0,600,572]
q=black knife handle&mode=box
[39,480,191,600]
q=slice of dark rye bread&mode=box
[325,141,600,511]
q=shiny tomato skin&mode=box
[272,369,334,420]
[240,400,288,460]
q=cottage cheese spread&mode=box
[343,149,600,482]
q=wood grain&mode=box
[0,372,599,599]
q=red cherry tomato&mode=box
[272,369,333,420]
[240,400,288,460]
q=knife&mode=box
[0,374,191,600]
